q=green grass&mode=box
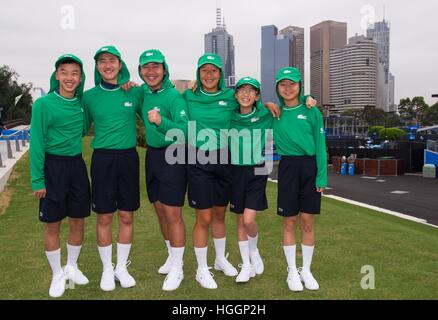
[0,136,437,300]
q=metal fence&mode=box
[0,126,30,168]
[427,140,437,153]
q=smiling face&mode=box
[199,64,220,93]
[55,62,82,98]
[277,79,300,105]
[96,53,122,84]
[140,62,165,91]
[235,84,260,110]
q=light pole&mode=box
[323,104,335,134]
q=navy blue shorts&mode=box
[230,164,268,214]
[187,148,231,210]
[91,148,140,213]
[277,156,321,217]
[146,146,187,207]
[39,154,91,223]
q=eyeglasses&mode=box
[237,88,258,96]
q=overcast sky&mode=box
[1,0,437,105]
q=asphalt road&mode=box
[268,162,438,226]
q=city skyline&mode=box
[1,0,437,105]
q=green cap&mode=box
[275,67,305,106]
[93,45,130,86]
[195,53,226,92]
[197,53,223,69]
[235,76,261,91]
[49,53,85,97]
[94,45,121,61]
[139,49,165,66]
[275,67,302,84]
[138,49,174,93]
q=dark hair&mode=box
[56,59,82,70]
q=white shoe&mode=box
[196,268,218,289]
[100,268,115,292]
[250,250,264,275]
[299,268,320,290]
[64,265,89,285]
[49,272,66,298]
[158,255,172,275]
[235,263,256,283]
[214,254,238,277]
[114,261,136,288]
[287,267,303,292]
[162,267,184,291]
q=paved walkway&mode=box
[269,162,438,227]
[0,129,30,193]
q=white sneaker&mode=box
[287,267,303,292]
[100,268,115,292]
[299,268,320,290]
[250,250,264,275]
[158,255,172,275]
[162,267,184,291]
[196,267,218,289]
[114,261,136,288]
[64,265,89,285]
[49,272,66,298]
[235,264,256,283]
[214,254,238,277]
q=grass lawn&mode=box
[0,136,437,300]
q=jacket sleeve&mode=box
[312,108,327,188]
[82,95,93,136]
[156,94,188,141]
[30,99,48,191]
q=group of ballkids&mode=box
[29,45,327,298]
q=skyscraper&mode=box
[367,20,390,82]
[261,25,299,104]
[280,26,305,83]
[310,20,347,106]
[367,19,394,111]
[204,7,235,87]
[329,35,378,113]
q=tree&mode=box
[369,126,384,138]
[0,65,33,123]
[422,102,438,126]
[398,97,429,125]
[378,128,406,141]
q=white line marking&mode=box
[323,195,437,229]
[390,191,410,195]
[267,180,437,228]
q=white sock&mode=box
[98,244,113,272]
[302,244,315,272]
[194,247,208,269]
[247,234,259,253]
[46,248,63,276]
[66,243,82,268]
[165,240,171,255]
[238,241,251,265]
[116,243,132,270]
[283,245,297,273]
[170,246,185,269]
[213,237,226,261]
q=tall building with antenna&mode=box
[204,5,235,87]
[367,18,396,111]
